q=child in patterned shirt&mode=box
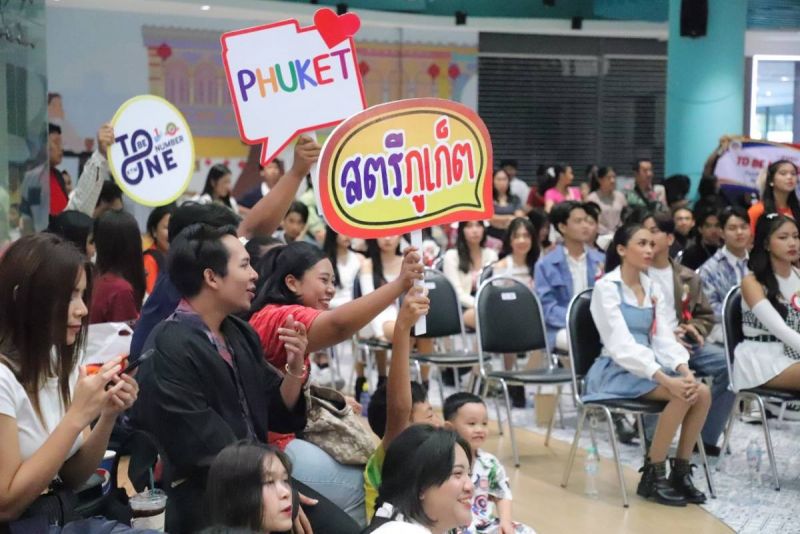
[444,393,536,534]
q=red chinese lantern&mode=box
[427,63,440,80]
[204,158,212,166]
[156,42,172,61]
[448,63,461,80]
[359,61,370,76]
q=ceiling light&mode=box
[200,5,211,11]
[765,90,773,97]
[781,76,790,82]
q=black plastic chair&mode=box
[349,275,395,391]
[410,269,481,405]
[475,275,572,467]
[717,286,800,490]
[560,289,715,507]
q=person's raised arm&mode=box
[238,136,320,240]
[305,247,423,352]
[67,123,113,216]
[382,286,429,449]
[743,274,800,352]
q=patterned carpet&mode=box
[501,391,800,534]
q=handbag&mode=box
[301,384,376,466]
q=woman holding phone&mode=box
[0,233,138,526]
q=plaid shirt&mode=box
[698,247,749,321]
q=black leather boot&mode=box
[637,458,687,506]
[669,458,707,504]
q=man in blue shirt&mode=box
[535,201,605,352]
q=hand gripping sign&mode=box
[318,98,493,335]
[221,8,367,166]
[317,98,494,238]
[107,95,195,207]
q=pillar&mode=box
[665,0,747,188]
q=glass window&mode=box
[750,56,798,143]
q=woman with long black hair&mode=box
[748,160,800,234]
[196,163,240,214]
[442,221,498,330]
[584,222,710,507]
[90,210,146,324]
[735,213,800,392]
[0,234,137,525]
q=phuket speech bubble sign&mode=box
[107,95,195,207]
[318,98,493,239]
[221,8,367,166]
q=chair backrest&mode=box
[565,289,602,404]
[722,285,743,391]
[475,276,549,357]
[353,272,363,299]
[414,269,466,340]
[479,262,495,284]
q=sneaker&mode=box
[767,400,800,421]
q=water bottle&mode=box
[584,446,600,497]
[746,439,763,485]
[359,382,370,419]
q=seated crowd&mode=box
[2,122,800,534]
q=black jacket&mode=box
[133,314,306,479]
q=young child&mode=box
[364,285,438,521]
[444,392,536,534]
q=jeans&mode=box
[286,438,367,528]
[643,342,735,446]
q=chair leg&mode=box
[545,402,557,447]
[777,401,787,429]
[561,406,588,488]
[482,379,503,436]
[602,407,629,508]
[331,346,343,387]
[499,379,520,467]
[437,367,446,408]
[695,436,716,499]
[557,386,565,429]
[636,413,647,460]
[717,396,739,472]
[752,395,781,491]
[416,360,423,383]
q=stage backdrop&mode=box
[46,5,477,220]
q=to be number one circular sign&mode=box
[107,95,195,207]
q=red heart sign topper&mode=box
[221,8,367,166]
[314,9,361,48]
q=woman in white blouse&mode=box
[584,222,710,507]
[736,213,800,392]
[494,217,539,289]
[0,234,138,524]
[324,226,364,310]
[442,221,499,329]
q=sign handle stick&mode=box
[306,131,325,224]
[410,229,426,336]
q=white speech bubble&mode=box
[221,13,367,165]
